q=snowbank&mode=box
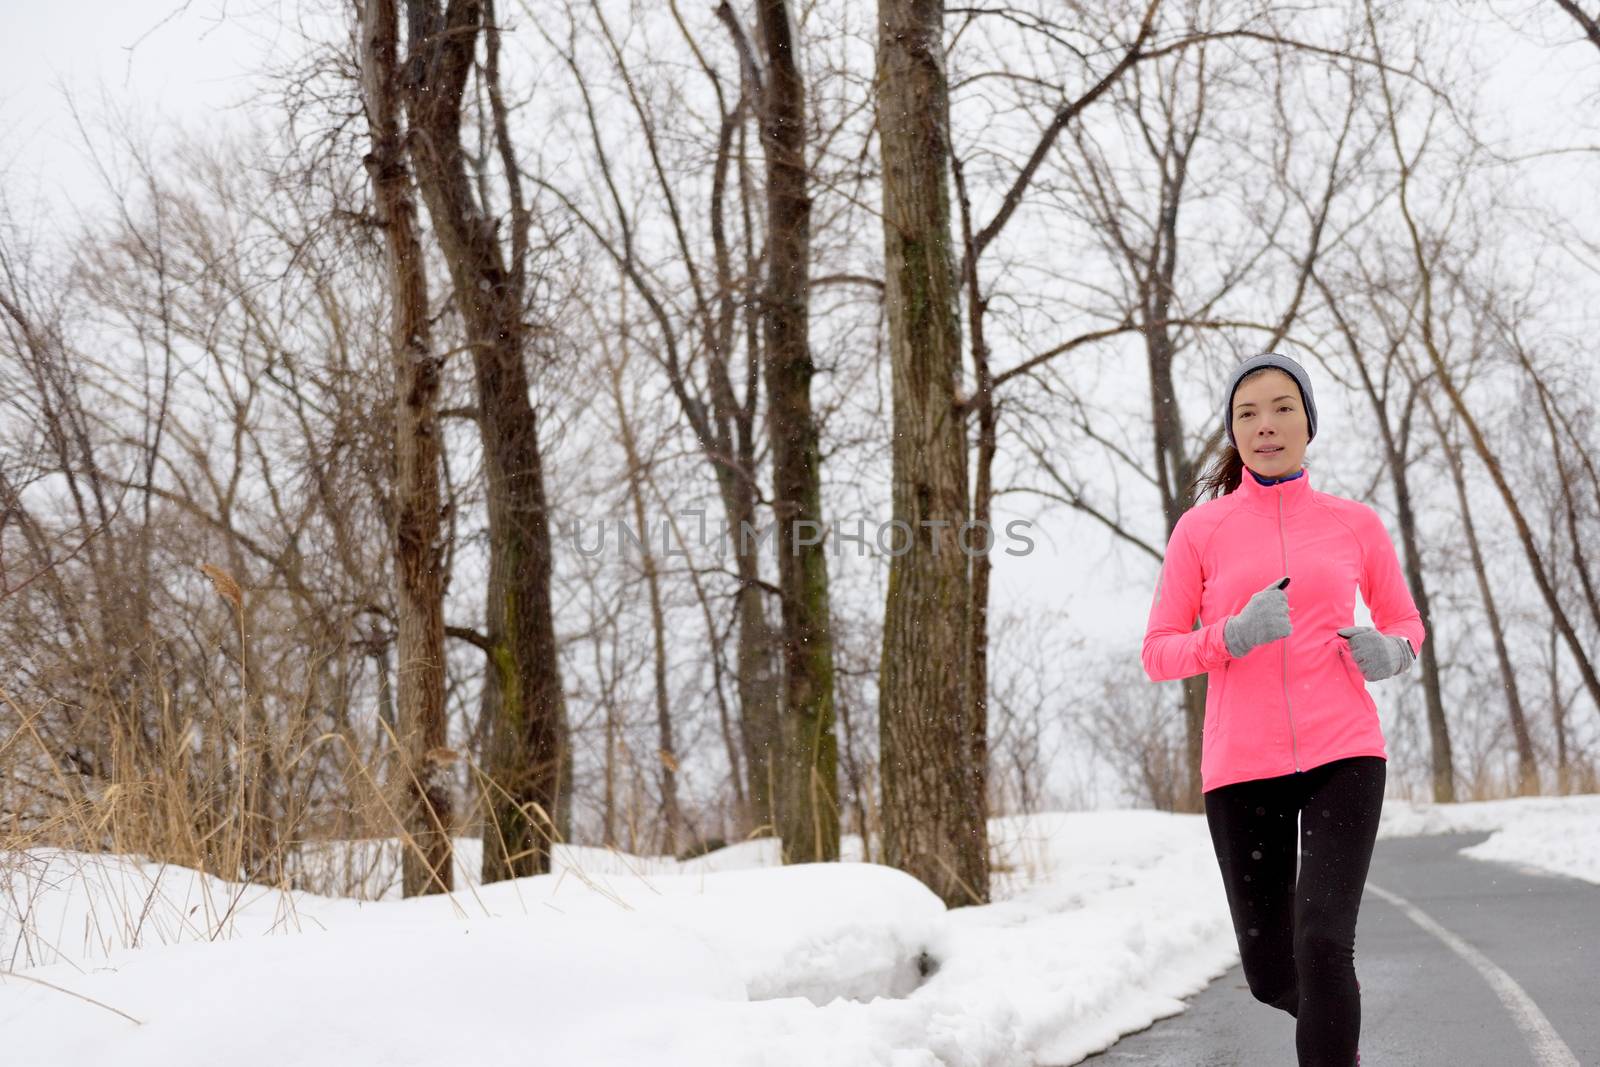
[4,793,1596,1065]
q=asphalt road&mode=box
[1071,831,1597,1066]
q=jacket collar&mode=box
[1230,456,1314,516]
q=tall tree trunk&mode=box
[875,0,988,907]
[1382,396,1453,802]
[608,348,683,856]
[1147,351,1208,813]
[560,4,783,844]
[1142,148,1202,813]
[712,6,784,844]
[1547,616,1570,793]
[755,0,839,864]
[963,277,995,829]
[724,435,783,840]
[401,0,568,881]
[358,0,453,895]
[950,153,995,828]
[1318,274,1456,800]
[1421,392,1538,796]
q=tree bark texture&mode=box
[401,0,569,881]
[874,0,989,907]
[754,0,840,865]
[358,0,453,896]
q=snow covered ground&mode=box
[3,793,1597,1067]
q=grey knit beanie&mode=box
[1223,353,1318,449]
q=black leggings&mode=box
[1204,755,1386,1067]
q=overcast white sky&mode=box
[1,1,314,228]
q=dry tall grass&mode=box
[0,556,576,942]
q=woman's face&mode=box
[1231,369,1309,478]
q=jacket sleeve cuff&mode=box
[1387,633,1416,673]
[1204,616,1239,670]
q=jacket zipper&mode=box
[1279,493,1300,771]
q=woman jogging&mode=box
[1141,352,1426,1067]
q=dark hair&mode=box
[1189,439,1246,502]
[1188,366,1283,502]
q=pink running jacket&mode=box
[1141,465,1426,793]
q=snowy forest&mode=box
[3,1,1600,1063]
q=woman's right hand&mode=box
[1223,576,1292,657]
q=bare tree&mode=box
[949,1,1161,821]
[1366,0,1600,801]
[875,0,987,907]
[1324,270,1461,800]
[754,0,840,864]
[1417,383,1539,795]
[400,0,571,881]
[357,0,453,895]
[534,1,789,847]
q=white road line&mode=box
[1365,880,1579,1067]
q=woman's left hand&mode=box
[1337,626,1415,682]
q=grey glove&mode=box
[1337,625,1415,681]
[1224,576,1292,658]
